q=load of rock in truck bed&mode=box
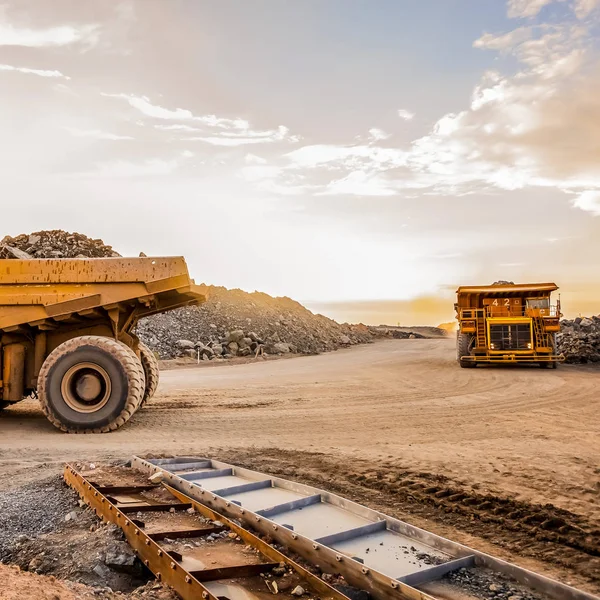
[0,230,120,259]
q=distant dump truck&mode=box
[0,257,207,432]
[455,282,563,368]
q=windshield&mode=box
[526,298,550,309]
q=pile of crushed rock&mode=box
[136,286,373,359]
[557,316,600,363]
[0,231,372,359]
[0,230,120,259]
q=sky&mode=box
[1,0,599,325]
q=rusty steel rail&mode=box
[64,464,352,600]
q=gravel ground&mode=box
[0,475,78,559]
[445,567,543,600]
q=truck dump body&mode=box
[0,257,207,432]
[0,257,206,331]
[455,282,563,367]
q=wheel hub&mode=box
[61,362,111,413]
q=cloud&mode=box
[101,93,249,129]
[191,126,298,146]
[65,128,133,140]
[285,144,408,170]
[368,128,391,142]
[0,18,98,48]
[154,124,201,132]
[240,141,410,197]
[572,190,600,215]
[320,171,397,196]
[507,0,600,19]
[245,154,267,164]
[397,109,415,121]
[507,0,554,19]
[243,3,600,207]
[103,93,298,145]
[474,26,534,51]
[0,63,70,79]
[575,0,600,18]
[404,8,600,210]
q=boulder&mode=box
[238,337,253,349]
[248,331,265,344]
[177,339,195,350]
[104,541,137,573]
[271,342,291,354]
[227,330,245,343]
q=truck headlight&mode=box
[527,343,532,349]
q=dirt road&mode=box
[0,339,598,591]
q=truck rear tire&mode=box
[138,341,159,406]
[457,333,477,368]
[38,336,145,433]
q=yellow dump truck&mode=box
[0,257,206,432]
[455,282,563,368]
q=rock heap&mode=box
[136,286,372,359]
[557,316,600,363]
[0,230,120,259]
[0,230,372,360]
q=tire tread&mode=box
[138,341,159,406]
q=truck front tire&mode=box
[457,332,477,368]
[38,336,145,433]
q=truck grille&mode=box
[489,324,531,350]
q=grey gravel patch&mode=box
[0,475,79,559]
[445,566,546,600]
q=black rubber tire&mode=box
[38,336,145,433]
[138,341,159,406]
[0,401,10,411]
[540,335,559,369]
[457,332,477,368]
[543,361,558,369]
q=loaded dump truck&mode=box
[455,282,563,368]
[0,257,206,432]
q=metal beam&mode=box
[179,468,232,482]
[397,555,476,587]
[212,479,272,497]
[190,562,280,582]
[256,494,322,518]
[315,521,386,546]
